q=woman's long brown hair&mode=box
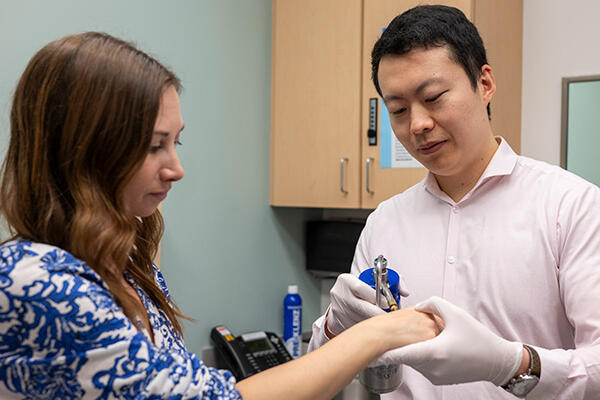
[0,32,188,335]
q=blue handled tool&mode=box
[358,255,400,311]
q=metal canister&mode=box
[357,255,402,394]
[358,364,402,394]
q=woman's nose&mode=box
[160,153,184,182]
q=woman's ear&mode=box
[479,64,496,106]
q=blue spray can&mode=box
[283,285,302,359]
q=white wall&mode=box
[521,0,600,164]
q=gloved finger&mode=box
[389,339,436,366]
[342,273,381,302]
[367,347,404,367]
[333,273,389,309]
[354,298,388,318]
[414,296,459,325]
[331,273,367,297]
[398,274,410,297]
[334,291,388,318]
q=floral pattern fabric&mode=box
[0,240,242,400]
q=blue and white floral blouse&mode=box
[0,240,242,399]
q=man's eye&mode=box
[391,107,407,115]
[426,91,445,103]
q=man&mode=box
[308,5,600,399]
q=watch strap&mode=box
[523,344,541,378]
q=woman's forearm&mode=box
[236,308,439,400]
[236,321,377,400]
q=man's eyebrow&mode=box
[383,78,445,103]
[383,94,405,103]
[415,77,444,94]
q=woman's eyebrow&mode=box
[153,125,184,137]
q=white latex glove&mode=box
[326,273,385,337]
[397,274,410,297]
[393,296,523,386]
[326,273,410,337]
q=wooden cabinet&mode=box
[270,0,522,209]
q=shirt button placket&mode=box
[443,205,460,300]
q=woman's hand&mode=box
[349,306,443,367]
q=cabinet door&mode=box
[360,0,473,209]
[474,0,522,154]
[271,0,363,208]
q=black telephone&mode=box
[210,325,293,380]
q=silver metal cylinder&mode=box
[359,364,402,394]
[360,254,401,394]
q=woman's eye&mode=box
[149,145,162,153]
[175,140,183,147]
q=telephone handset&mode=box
[210,325,293,380]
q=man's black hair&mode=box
[371,5,490,116]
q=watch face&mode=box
[512,375,540,397]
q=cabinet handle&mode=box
[340,158,348,194]
[366,157,374,194]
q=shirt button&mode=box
[447,256,456,264]
[452,206,459,213]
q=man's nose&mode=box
[409,107,434,135]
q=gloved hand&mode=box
[393,296,523,386]
[325,273,384,337]
[325,273,409,337]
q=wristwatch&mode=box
[502,344,541,398]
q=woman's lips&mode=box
[418,140,446,155]
[150,192,168,201]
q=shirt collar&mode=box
[423,137,518,204]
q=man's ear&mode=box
[479,64,496,106]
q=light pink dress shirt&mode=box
[309,138,600,399]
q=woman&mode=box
[0,32,438,399]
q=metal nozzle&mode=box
[381,283,398,311]
[372,255,397,310]
[374,256,384,308]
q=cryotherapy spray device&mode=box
[358,255,402,394]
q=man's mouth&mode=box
[417,140,446,155]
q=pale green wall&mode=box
[567,81,600,187]
[0,1,321,354]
